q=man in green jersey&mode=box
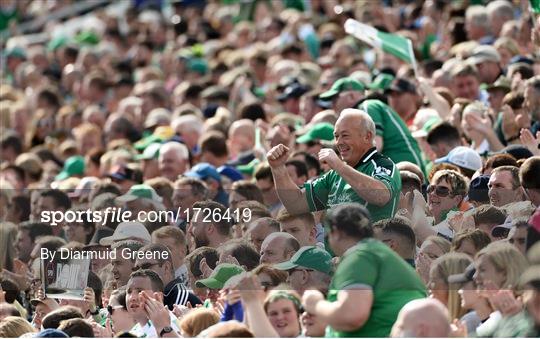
[319,77,426,174]
[302,203,427,338]
[267,109,401,222]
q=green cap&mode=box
[135,142,161,160]
[411,116,442,138]
[187,58,208,75]
[115,184,163,203]
[47,36,69,51]
[134,126,174,151]
[55,156,85,181]
[319,77,365,100]
[274,246,333,275]
[195,264,245,289]
[296,122,334,144]
[236,158,261,176]
[4,47,26,59]
[368,73,395,91]
[75,31,100,46]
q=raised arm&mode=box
[267,144,310,215]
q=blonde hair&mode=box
[0,316,35,337]
[430,252,472,320]
[431,170,469,198]
[179,308,220,337]
[424,235,452,254]
[476,242,529,289]
[0,222,17,271]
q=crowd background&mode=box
[1,0,540,337]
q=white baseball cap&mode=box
[434,146,482,171]
[99,221,151,246]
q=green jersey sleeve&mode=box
[304,172,331,212]
[372,159,400,197]
[360,100,385,137]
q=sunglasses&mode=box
[427,185,453,197]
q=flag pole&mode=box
[407,39,419,79]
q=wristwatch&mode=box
[159,326,173,337]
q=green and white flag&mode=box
[531,0,540,14]
[344,19,416,69]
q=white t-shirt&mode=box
[130,311,182,338]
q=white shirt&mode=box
[130,311,182,338]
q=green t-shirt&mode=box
[304,148,401,222]
[358,100,426,176]
[326,239,427,338]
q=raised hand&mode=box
[266,144,290,168]
[520,128,540,155]
[302,289,324,314]
[318,148,343,170]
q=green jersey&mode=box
[326,239,427,338]
[358,99,425,175]
[304,148,401,222]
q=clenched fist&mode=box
[318,148,343,170]
[266,144,290,168]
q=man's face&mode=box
[142,159,160,181]
[487,89,506,112]
[153,236,185,269]
[37,196,58,217]
[247,222,274,253]
[524,85,540,120]
[488,171,521,207]
[256,177,279,207]
[280,219,313,247]
[453,75,479,101]
[32,303,52,328]
[173,184,199,219]
[286,267,308,293]
[508,226,527,255]
[16,230,32,262]
[159,150,187,182]
[126,276,154,319]
[188,216,210,248]
[475,61,498,84]
[388,91,417,120]
[260,237,289,264]
[334,115,368,166]
[112,253,135,287]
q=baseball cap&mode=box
[319,77,365,100]
[30,298,60,310]
[434,146,482,171]
[68,176,99,199]
[115,184,163,204]
[135,142,161,160]
[491,216,514,238]
[485,76,511,93]
[184,163,221,182]
[274,246,333,275]
[3,46,26,59]
[447,263,476,284]
[278,82,310,102]
[134,126,175,151]
[195,264,245,289]
[144,108,171,129]
[236,158,261,176]
[386,77,417,94]
[520,265,540,290]
[296,122,334,144]
[74,31,100,46]
[368,73,395,91]
[33,329,69,338]
[55,155,85,181]
[99,221,151,246]
[411,117,442,138]
[108,165,142,183]
[468,45,501,64]
[15,153,42,176]
[499,145,534,160]
[227,151,256,167]
[217,165,244,182]
[467,175,490,203]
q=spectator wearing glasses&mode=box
[104,290,134,335]
[133,244,201,310]
[427,170,468,225]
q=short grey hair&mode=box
[339,108,376,139]
[159,142,189,160]
[487,1,514,21]
[466,5,490,31]
[172,114,204,135]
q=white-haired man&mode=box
[159,142,189,182]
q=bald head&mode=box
[391,298,451,338]
[338,109,376,139]
[246,217,280,252]
[228,119,255,157]
[259,231,300,264]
